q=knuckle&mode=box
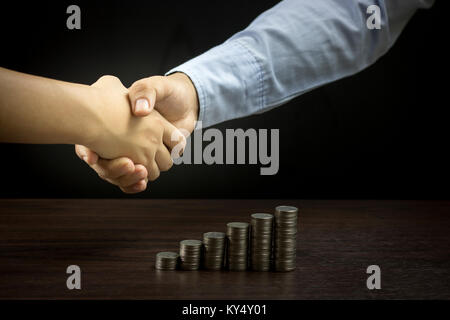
[100,75,119,82]
[151,172,160,181]
[131,81,151,95]
[135,167,147,179]
[152,75,165,82]
[121,187,137,194]
[121,160,134,174]
[97,171,107,180]
[135,164,147,174]
[96,167,111,180]
[137,182,147,191]
[149,168,160,181]
[150,136,160,146]
[160,159,173,172]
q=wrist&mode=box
[75,85,104,148]
[168,72,199,133]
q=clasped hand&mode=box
[76,73,198,193]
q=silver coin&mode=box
[156,252,179,260]
[180,239,202,247]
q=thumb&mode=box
[128,76,169,117]
[75,144,99,166]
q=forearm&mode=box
[0,67,99,145]
[168,0,434,128]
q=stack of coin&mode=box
[202,232,226,270]
[179,240,202,270]
[155,251,179,270]
[226,222,250,271]
[250,213,274,271]
[274,206,298,272]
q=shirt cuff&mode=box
[165,38,264,128]
[165,64,207,131]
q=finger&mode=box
[92,157,135,181]
[133,98,153,116]
[147,161,160,182]
[75,144,99,166]
[159,115,186,154]
[120,179,147,194]
[155,146,173,172]
[129,80,156,116]
[129,76,169,116]
[117,164,148,187]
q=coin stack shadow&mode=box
[155,252,179,270]
[250,213,274,271]
[226,222,250,271]
[179,240,202,270]
[202,232,226,270]
[273,206,298,272]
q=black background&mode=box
[0,0,447,199]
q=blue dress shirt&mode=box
[167,0,434,129]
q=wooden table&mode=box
[0,199,449,299]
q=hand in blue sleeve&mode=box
[167,0,434,128]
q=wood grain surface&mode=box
[0,199,449,299]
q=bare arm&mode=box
[0,68,182,179]
[0,67,99,145]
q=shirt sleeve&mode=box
[166,0,434,129]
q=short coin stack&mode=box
[179,240,202,270]
[274,206,298,272]
[202,232,226,270]
[226,222,250,271]
[155,252,179,270]
[250,213,274,271]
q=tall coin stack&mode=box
[179,240,202,270]
[226,222,250,271]
[250,213,274,271]
[155,252,179,270]
[202,232,226,270]
[274,206,298,272]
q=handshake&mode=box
[75,73,199,194]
